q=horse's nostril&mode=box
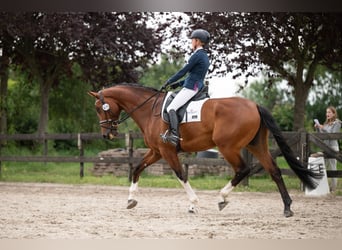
[103,134,107,139]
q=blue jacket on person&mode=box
[167,49,209,91]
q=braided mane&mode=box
[103,82,159,92]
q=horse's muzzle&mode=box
[100,121,119,140]
[103,130,118,140]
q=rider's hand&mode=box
[169,82,180,89]
[160,81,169,91]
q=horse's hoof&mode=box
[284,209,294,218]
[188,206,198,214]
[127,199,138,209]
[218,201,228,211]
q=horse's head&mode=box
[88,91,121,139]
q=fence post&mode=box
[0,143,2,176]
[0,133,3,176]
[300,132,309,164]
[78,133,84,178]
[43,133,48,165]
[299,132,309,191]
[126,131,134,182]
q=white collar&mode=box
[194,46,203,52]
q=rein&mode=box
[98,89,162,128]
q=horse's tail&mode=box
[257,105,323,190]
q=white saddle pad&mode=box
[161,92,208,123]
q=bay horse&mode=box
[88,83,322,217]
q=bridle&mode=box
[98,91,120,133]
[97,90,161,135]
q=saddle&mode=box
[161,86,209,123]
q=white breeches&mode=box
[167,87,199,112]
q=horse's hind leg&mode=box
[268,160,293,217]
[248,148,294,217]
[217,149,251,211]
[246,129,294,217]
[254,151,293,217]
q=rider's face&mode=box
[191,38,201,50]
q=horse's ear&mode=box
[88,91,98,99]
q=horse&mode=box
[88,83,322,217]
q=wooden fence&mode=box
[251,132,342,178]
[0,131,341,181]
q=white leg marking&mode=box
[128,182,138,201]
[178,178,199,213]
[178,178,199,204]
[219,181,234,203]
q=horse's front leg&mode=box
[127,149,161,209]
[177,178,199,213]
[127,182,139,209]
[161,150,199,213]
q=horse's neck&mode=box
[111,87,159,130]
[112,87,154,110]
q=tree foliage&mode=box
[74,12,165,88]
[7,70,40,135]
[177,12,342,131]
[241,79,295,131]
[1,12,341,140]
[0,12,166,136]
[139,53,185,88]
[306,65,342,128]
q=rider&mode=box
[161,29,210,146]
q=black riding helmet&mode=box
[190,29,210,44]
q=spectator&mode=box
[314,106,341,192]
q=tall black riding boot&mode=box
[165,109,181,146]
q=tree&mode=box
[242,79,295,131]
[308,65,342,109]
[1,13,85,136]
[306,65,342,129]
[0,12,165,136]
[180,13,342,131]
[74,12,165,89]
[139,53,185,88]
[241,78,287,111]
[0,17,14,141]
[7,70,40,136]
[0,51,9,142]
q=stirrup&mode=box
[160,130,170,144]
[160,130,182,145]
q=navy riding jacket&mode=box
[167,49,209,91]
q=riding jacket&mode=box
[166,48,209,91]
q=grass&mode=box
[0,161,325,194]
[0,147,341,195]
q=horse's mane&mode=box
[103,82,159,92]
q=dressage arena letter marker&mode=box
[305,157,330,196]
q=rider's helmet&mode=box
[190,29,210,44]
